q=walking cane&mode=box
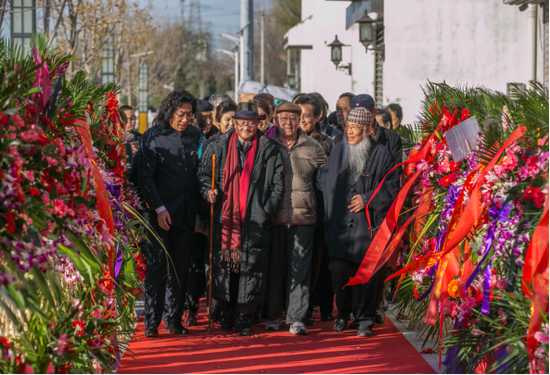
[208,154,216,333]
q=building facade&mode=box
[285,0,549,123]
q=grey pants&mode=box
[267,225,314,324]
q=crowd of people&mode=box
[122,88,405,338]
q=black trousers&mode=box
[144,223,193,328]
[308,226,334,317]
[329,257,377,330]
[221,271,256,320]
[184,233,208,313]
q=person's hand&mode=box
[207,189,218,204]
[158,210,172,231]
[131,142,139,155]
[348,195,365,213]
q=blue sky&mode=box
[139,0,254,42]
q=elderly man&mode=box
[138,90,201,337]
[199,102,284,336]
[350,94,403,324]
[318,107,400,337]
[265,102,327,335]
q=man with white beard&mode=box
[317,107,400,337]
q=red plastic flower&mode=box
[460,108,470,121]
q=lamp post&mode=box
[356,11,376,52]
[219,33,241,101]
[327,35,352,76]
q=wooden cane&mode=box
[208,154,216,333]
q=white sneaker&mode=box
[289,322,308,335]
[265,318,282,331]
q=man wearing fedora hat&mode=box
[265,102,327,336]
[318,106,400,337]
[198,102,284,336]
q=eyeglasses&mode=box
[236,120,258,129]
[277,115,299,124]
[174,112,193,119]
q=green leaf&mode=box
[58,244,94,287]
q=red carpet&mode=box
[119,301,435,374]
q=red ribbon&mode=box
[386,126,527,283]
[75,119,116,273]
[524,196,549,373]
[346,124,444,287]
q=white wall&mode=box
[286,0,376,111]
[384,0,542,124]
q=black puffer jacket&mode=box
[198,129,284,304]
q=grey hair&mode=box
[208,93,232,107]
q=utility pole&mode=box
[260,8,265,84]
[240,0,253,81]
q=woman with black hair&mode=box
[138,89,202,337]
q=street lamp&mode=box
[327,35,344,67]
[326,35,352,76]
[287,73,296,89]
[356,11,376,51]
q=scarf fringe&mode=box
[221,247,242,273]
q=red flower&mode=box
[523,185,545,208]
[0,112,9,126]
[5,211,16,234]
[460,108,470,121]
[449,161,460,172]
[0,337,10,349]
[413,285,419,299]
[30,188,40,197]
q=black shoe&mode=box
[321,314,334,321]
[349,320,359,329]
[144,327,158,337]
[165,322,190,335]
[235,318,253,336]
[303,315,315,326]
[220,317,234,331]
[334,319,347,332]
[357,327,372,337]
[375,311,385,325]
[251,309,263,324]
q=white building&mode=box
[286,0,549,124]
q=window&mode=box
[11,0,36,54]
[346,1,370,30]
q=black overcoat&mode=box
[138,124,201,228]
[198,129,284,304]
[318,140,400,264]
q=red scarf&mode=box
[221,132,258,272]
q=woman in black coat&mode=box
[198,120,284,335]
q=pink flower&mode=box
[41,193,50,206]
[56,333,68,355]
[52,199,68,217]
[43,156,58,167]
[498,308,507,326]
[19,131,39,143]
[90,309,102,319]
[10,114,25,130]
[471,328,484,336]
[535,331,549,344]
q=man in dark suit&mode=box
[138,89,201,337]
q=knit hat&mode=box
[346,107,371,126]
[275,102,302,116]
